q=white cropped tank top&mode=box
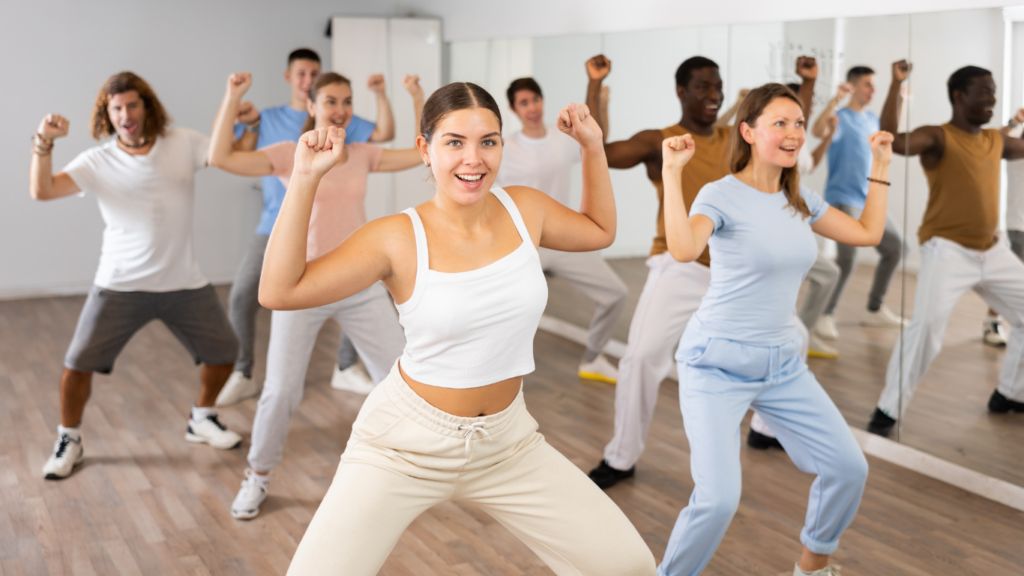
[396,188,549,388]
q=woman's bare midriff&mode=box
[399,363,522,417]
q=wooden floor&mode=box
[546,258,1024,487]
[0,276,1022,575]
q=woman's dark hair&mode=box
[506,78,543,107]
[91,72,170,141]
[728,83,811,220]
[301,72,352,132]
[420,82,502,142]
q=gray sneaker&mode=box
[42,433,84,480]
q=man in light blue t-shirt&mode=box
[218,48,397,406]
[814,66,906,342]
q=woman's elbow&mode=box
[668,246,696,263]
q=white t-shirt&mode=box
[494,126,580,207]
[1006,125,1024,232]
[63,127,211,292]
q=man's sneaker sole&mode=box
[185,431,242,450]
[578,370,617,384]
[231,506,261,520]
[807,348,838,360]
[43,451,84,480]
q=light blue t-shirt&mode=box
[690,175,830,346]
[234,107,377,235]
[823,107,879,209]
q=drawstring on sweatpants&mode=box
[458,422,491,455]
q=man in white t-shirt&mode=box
[495,78,628,383]
[29,72,243,480]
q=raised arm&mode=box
[1003,130,1024,160]
[513,102,615,252]
[1001,108,1024,136]
[812,83,850,139]
[260,126,393,310]
[661,135,714,262]
[809,115,838,171]
[812,131,893,246]
[795,56,818,118]
[715,88,750,128]
[232,102,261,151]
[209,73,274,176]
[881,60,941,157]
[600,86,610,142]
[30,114,81,201]
[585,55,611,137]
[366,75,395,143]
[377,75,427,172]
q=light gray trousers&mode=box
[228,234,358,378]
[825,204,903,315]
[799,252,841,329]
[247,283,406,472]
[539,248,629,362]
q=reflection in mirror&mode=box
[886,7,1024,488]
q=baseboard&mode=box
[537,313,1024,513]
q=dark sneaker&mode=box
[747,429,784,450]
[588,460,635,489]
[988,389,1024,413]
[867,408,896,437]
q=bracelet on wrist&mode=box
[245,115,262,132]
[33,133,55,149]
[867,177,890,186]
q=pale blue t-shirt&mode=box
[234,108,377,235]
[823,107,879,209]
[690,175,830,346]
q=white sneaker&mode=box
[860,306,908,328]
[215,371,261,407]
[42,433,84,480]
[231,469,269,520]
[578,354,619,384]
[983,316,1008,347]
[807,332,839,359]
[794,563,842,576]
[186,414,242,450]
[814,314,839,341]
[330,361,375,395]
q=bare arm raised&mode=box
[881,60,943,160]
[30,114,81,201]
[811,131,893,246]
[208,73,274,176]
[377,75,427,172]
[661,135,715,262]
[366,74,396,143]
[811,83,851,139]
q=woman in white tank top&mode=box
[261,83,656,575]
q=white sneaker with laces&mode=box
[860,305,908,328]
[231,469,269,520]
[794,563,842,576]
[814,314,839,341]
[983,316,1008,347]
[330,361,375,395]
[578,354,619,384]
[215,371,261,407]
[186,414,242,449]
[807,332,839,359]
[42,433,84,480]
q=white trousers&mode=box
[539,248,629,360]
[248,283,406,472]
[603,253,811,469]
[878,234,1024,417]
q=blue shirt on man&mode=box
[234,107,377,235]
[823,107,879,210]
[690,175,829,346]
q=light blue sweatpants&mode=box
[658,318,868,576]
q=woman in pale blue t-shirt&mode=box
[656,84,894,576]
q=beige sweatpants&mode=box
[287,362,656,575]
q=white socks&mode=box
[253,471,269,483]
[191,406,216,421]
[58,425,81,441]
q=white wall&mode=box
[0,0,405,299]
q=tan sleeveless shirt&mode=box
[650,124,732,265]
[918,124,1003,250]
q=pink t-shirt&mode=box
[262,142,383,260]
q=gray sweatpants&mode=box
[799,252,841,329]
[539,248,628,362]
[1009,229,1024,261]
[248,283,406,472]
[824,204,903,315]
[228,234,357,378]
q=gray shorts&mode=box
[65,284,239,374]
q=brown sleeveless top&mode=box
[650,124,731,265]
[918,124,1003,250]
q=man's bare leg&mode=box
[60,368,93,428]
[198,362,234,408]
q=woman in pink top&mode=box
[208,71,424,520]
